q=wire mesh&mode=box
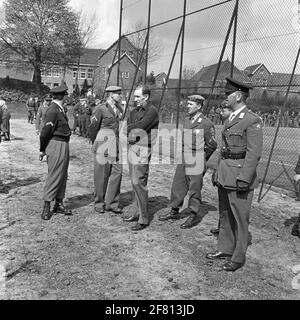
[108,0,300,193]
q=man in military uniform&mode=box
[72,99,81,135]
[158,95,217,229]
[89,86,123,214]
[39,84,72,220]
[123,84,159,231]
[35,94,52,135]
[26,95,35,124]
[81,100,92,138]
[206,77,263,272]
[291,155,300,237]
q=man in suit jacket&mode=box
[207,77,263,272]
[123,84,159,231]
[89,86,123,214]
[158,95,217,229]
[39,84,72,220]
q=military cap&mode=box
[225,77,252,95]
[50,84,68,95]
[44,94,52,101]
[187,95,205,103]
[105,85,122,93]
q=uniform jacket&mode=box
[35,103,49,131]
[40,102,71,152]
[216,107,263,190]
[89,102,121,155]
[183,113,217,162]
[127,103,159,148]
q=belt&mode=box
[221,151,246,159]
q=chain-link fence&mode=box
[112,0,300,194]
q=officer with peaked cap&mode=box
[159,94,217,229]
[89,85,124,214]
[39,84,72,220]
[207,77,263,272]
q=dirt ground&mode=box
[0,117,299,300]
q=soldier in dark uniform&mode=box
[0,99,10,141]
[82,100,92,138]
[123,84,159,231]
[207,77,263,272]
[39,84,72,220]
[89,86,123,214]
[72,100,81,135]
[26,95,35,124]
[158,95,217,228]
[35,94,52,135]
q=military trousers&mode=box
[217,185,254,264]
[170,164,203,215]
[128,146,152,225]
[93,154,122,210]
[43,140,69,202]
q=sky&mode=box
[1,0,299,77]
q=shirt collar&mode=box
[230,105,246,120]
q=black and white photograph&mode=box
[0,0,299,303]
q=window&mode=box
[262,79,268,87]
[45,82,52,88]
[53,67,60,78]
[73,68,78,79]
[53,83,59,88]
[121,71,129,79]
[46,69,52,77]
[87,69,93,79]
[80,68,86,79]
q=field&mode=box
[0,103,299,301]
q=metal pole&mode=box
[121,30,149,121]
[176,0,187,130]
[158,23,184,113]
[203,2,238,115]
[258,45,300,202]
[230,0,239,78]
[117,0,123,86]
[144,0,152,81]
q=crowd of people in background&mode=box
[207,106,300,128]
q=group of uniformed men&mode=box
[37,76,266,272]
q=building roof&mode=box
[270,72,300,88]
[191,59,247,82]
[98,35,139,61]
[79,48,105,66]
[244,63,263,75]
[109,53,141,70]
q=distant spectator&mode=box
[0,99,11,141]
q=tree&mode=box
[0,0,83,94]
[127,20,164,64]
[182,65,196,80]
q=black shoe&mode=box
[180,214,199,229]
[106,207,123,214]
[123,215,139,222]
[131,223,148,231]
[41,202,52,220]
[222,261,244,272]
[95,206,105,214]
[210,227,219,235]
[53,201,72,215]
[158,208,180,221]
[206,251,232,260]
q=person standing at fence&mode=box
[35,94,52,135]
[26,95,35,124]
[123,84,159,231]
[291,155,300,238]
[206,77,263,272]
[158,95,217,229]
[39,84,72,220]
[0,99,11,141]
[89,86,123,214]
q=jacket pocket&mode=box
[227,131,244,147]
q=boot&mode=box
[53,199,72,215]
[41,201,52,220]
